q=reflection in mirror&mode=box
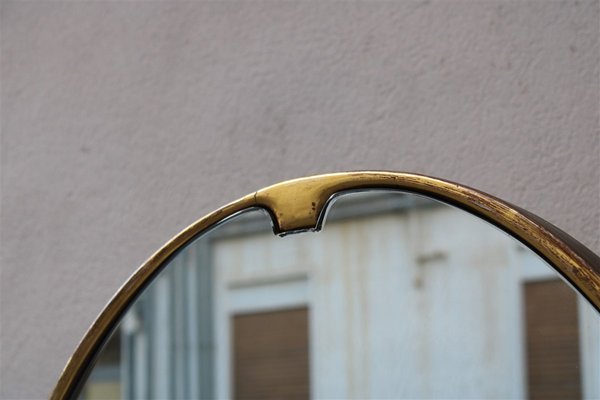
[79,191,600,400]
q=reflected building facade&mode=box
[81,193,600,400]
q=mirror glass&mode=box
[78,190,600,400]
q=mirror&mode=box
[52,173,600,400]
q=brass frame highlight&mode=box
[50,171,600,400]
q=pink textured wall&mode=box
[1,1,598,398]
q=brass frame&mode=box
[50,171,600,400]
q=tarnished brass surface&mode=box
[50,171,600,400]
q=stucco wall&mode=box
[1,1,598,398]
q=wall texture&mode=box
[1,1,598,398]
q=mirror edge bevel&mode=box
[50,171,600,400]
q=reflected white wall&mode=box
[211,205,590,399]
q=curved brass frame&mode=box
[50,171,600,400]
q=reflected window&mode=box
[233,307,310,400]
[524,279,582,400]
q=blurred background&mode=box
[1,1,598,398]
